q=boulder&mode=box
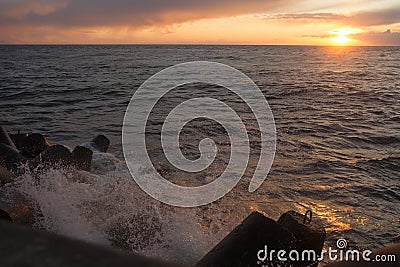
[72,146,93,171]
[0,187,40,225]
[0,126,17,149]
[0,220,183,267]
[196,212,296,267]
[0,209,12,222]
[29,145,72,170]
[278,210,326,266]
[0,143,27,174]
[0,165,16,185]
[9,132,28,150]
[92,135,110,153]
[19,133,52,158]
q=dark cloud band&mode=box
[0,0,292,27]
[268,8,400,27]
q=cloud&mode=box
[268,8,400,27]
[268,12,345,22]
[301,29,400,46]
[301,33,334,39]
[0,0,293,28]
[1,0,399,44]
[349,8,400,27]
[1,0,69,19]
[351,29,400,45]
[0,0,299,43]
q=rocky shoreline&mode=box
[0,126,398,266]
[0,126,111,223]
[0,126,186,266]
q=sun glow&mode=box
[332,34,350,45]
[329,28,359,45]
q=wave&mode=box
[1,152,238,265]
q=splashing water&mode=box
[3,151,245,265]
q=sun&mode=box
[331,34,350,45]
[329,28,357,45]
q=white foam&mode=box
[7,152,244,265]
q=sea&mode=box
[0,45,399,265]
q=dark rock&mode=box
[0,143,27,174]
[0,126,17,149]
[19,133,52,158]
[0,209,12,222]
[92,135,110,153]
[0,220,183,267]
[29,145,72,170]
[11,132,52,158]
[278,210,326,266]
[72,146,93,171]
[0,188,40,226]
[10,132,29,150]
[196,212,296,267]
[0,165,16,185]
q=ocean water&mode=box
[0,45,399,265]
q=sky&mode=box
[0,0,400,45]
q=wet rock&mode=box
[278,210,326,266]
[0,126,17,149]
[0,209,12,222]
[0,165,16,185]
[29,145,72,170]
[9,132,28,150]
[19,133,52,158]
[92,135,110,153]
[0,143,27,174]
[196,212,296,267]
[72,146,93,171]
[0,187,40,226]
[0,220,183,267]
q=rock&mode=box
[0,165,16,185]
[0,126,17,149]
[278,210,326,266]
[0,188,40,225]
[196,212,296,267]
[92,135,110,153]
[0,220,183,267]
[10,132,52,158]
[9,132,28,150]
[19,133,52,158]
[0,209,12,222]
[0,143,27,174]
[29,145,72,170]
[72,146,93,171]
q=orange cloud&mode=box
[0,0,300,44]
[0,0,399,45]
[350,29,400,45]
[0,0,295,27]
[268,8,400,27]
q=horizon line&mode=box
[1,43,399,47]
